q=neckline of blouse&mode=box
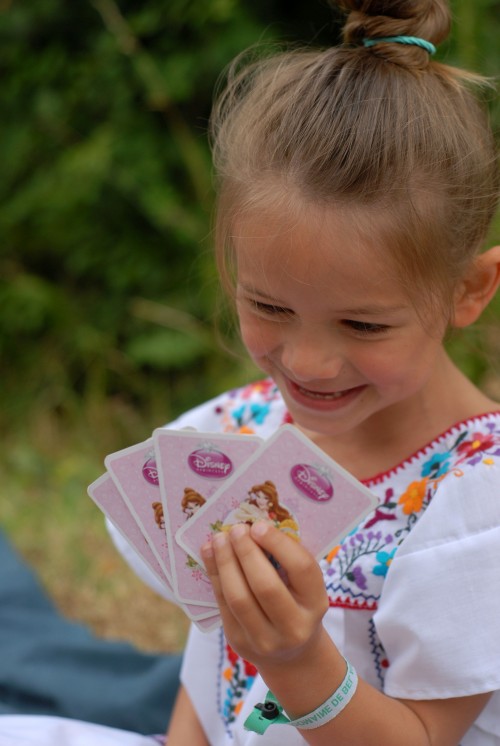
[281,407,500,487]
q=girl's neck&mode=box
[296,357,499,481]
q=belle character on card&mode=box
[215,480,300,541]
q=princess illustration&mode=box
[222,481,300,539]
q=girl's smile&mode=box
[285,379,368,410]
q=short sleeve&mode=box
[373,460,500,699]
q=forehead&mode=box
[232,199,406,306]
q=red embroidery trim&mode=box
[329,597,378,612]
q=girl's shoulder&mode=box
[341,410,500,572]
[371,412,500,702]
[377,410,500,554]
[365,409,500,488]
[168,378,288,437]
[321,411,500,619]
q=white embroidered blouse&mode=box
[109,379,500,746]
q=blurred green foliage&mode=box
[0,0,499,443]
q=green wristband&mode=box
[244,658,358,735]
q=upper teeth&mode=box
[297,386,345,400]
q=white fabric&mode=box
[375,464,500,699]
[109,382,500,745]
[0,716,160,746]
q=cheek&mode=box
[354,337,438,389]
[238,313,280,361]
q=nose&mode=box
[280,324,344,383]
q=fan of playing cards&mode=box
[88,425,378,632]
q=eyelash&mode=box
[248,300,390,334]
[342,320,389,335]
[250,300,292,316]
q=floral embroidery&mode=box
[364,488,398,528]
[398,478,428,515]
[456,429,500,467]
[215,379,283,434]
[324,529,395,611]
[218,640,258,733]
[457,431,495,458]
[421,451,452,478]
[350,565,368,589]
[373,548,397,577]
[250,402,270,424]
[240,379,276,399]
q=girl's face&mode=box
[234,200,450,447]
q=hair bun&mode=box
[337,0,451,66]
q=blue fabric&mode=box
[0,529,181,735]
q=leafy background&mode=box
[0,0,499,652]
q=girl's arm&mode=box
[167,684,209,746]
[202,523,492,746]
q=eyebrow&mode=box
[335,305,407,316]
[237,285,288,303]
[238,284,406,316]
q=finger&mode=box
[201,538,226,608]
[228,523,299,625]
[249,521,326,603]
[203,529,272,635]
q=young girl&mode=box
[111,0,500,744]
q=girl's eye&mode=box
[250,300,292,316]
[342,320,389,335]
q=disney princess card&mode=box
[87,472,220,628]
[153,428,262,607]
[175,425,379,568]
[104,439,218,622]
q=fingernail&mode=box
[201,541,213,559]
[251,521,269,538]
[230,523,248,540]
[213,531,227,548]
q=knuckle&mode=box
[226,590,249,614]
[256,579,278,604]
[296,552,315,574]
[283,628,307,650]
[255,635,282,658]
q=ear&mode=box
[451,246,500,329]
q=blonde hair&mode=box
[210,0,498,315]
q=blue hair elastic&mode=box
[362,36,436,55]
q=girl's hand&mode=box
[201,521,493,746]
[201,521,329,671]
